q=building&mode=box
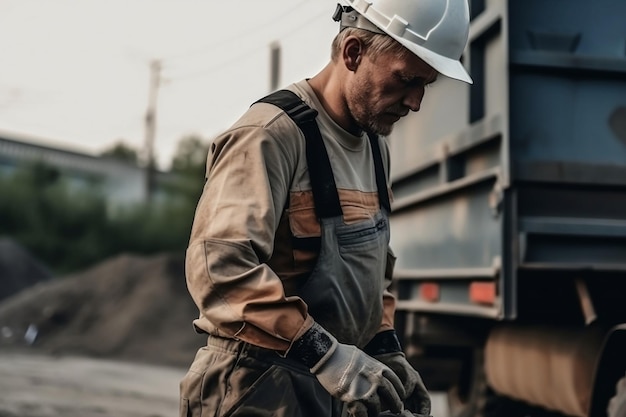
[0,131,176,210]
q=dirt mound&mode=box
[0,237,52,301]
[0,252,205,368]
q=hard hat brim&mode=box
[395,35,474,84]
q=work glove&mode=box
[365,330,431,416]
[287,322,405,417]
[375,352,431,415]
[380,411,430,417]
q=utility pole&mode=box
[143,59,161,203]
[269,41,281,92]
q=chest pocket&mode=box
[336,216,388,251]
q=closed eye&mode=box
[395,72,437,89]
[394,72,424,87]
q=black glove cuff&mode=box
[286,323,334,368]
[363,329,402,356]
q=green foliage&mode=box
[100,140,139,165]
[107,197,197,257]
[0,162,108,273]
[0,158,201,275]
[170,135,209,177]
[167,134,209,207]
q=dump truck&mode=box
[387,1,626,416]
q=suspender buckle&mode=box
[289,103,318,124]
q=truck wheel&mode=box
[446,348,556,417]
[608,374,626,417]
[446,348,487,417]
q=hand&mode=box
[374,352,431,416]
[288,323,405,417]
[380,411,431,417]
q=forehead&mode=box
[374,48,438,82]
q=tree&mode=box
[100,141,139,165]
[170,135,209,178]
[167,135,209,204]
[0,159,198,275]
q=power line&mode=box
[160,0,310,63]
[164,47,263,82]
[164,8,330,82]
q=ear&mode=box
[342,36,363,72]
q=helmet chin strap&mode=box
[333,4,386,35]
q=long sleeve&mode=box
[185,119,313,352]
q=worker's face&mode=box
[347,48,438,136]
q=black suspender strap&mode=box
[256,90,343,219]
[367,132,391,213]
[255,89,391,217]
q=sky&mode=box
[0,0,339,169]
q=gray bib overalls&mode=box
[179,90,391,417]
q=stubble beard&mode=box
[347,77,395,137]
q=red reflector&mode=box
[470,282,496,305]
[420,283,440,302]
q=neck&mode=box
[307,63,361,136]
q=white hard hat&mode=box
[334,0,473,84]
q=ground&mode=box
[0,351,449,417]
[0,252,199,417]
[0,252,450,417]
[0,352,184,417]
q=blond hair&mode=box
[330,28,410,62]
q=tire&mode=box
[446,347,565,417]
[608,374,626,417]
[446,348,487,417]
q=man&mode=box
[180,1,472,416]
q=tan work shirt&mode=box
[185,80,397,352]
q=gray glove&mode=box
[363,330,431,416]
[287,322,405,417]
[380,411,431,417]
[375,351,431,416]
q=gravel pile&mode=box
[0,252,205,367]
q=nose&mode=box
[403,85,425,112]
